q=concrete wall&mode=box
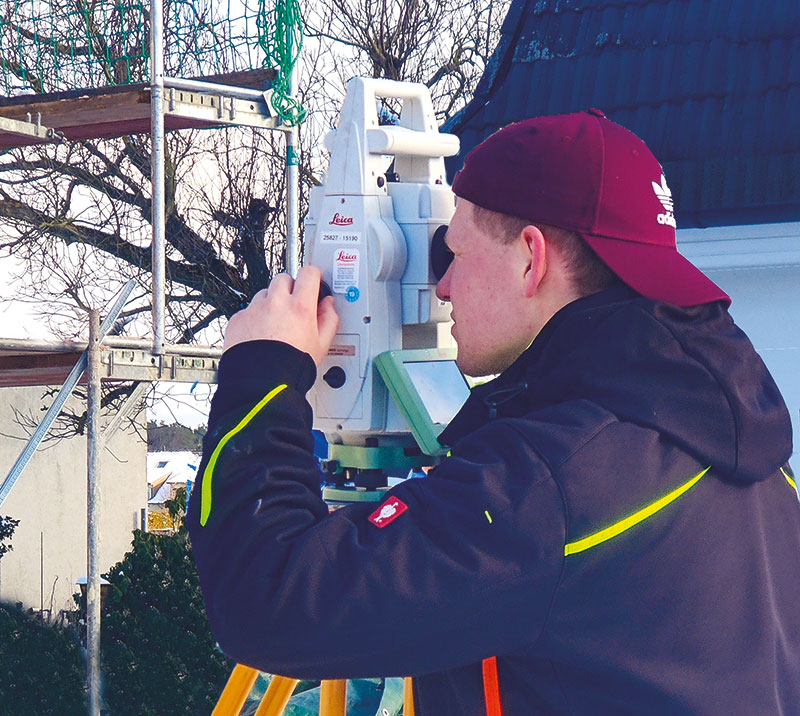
[0,386,147,617]
[679,221,800,472]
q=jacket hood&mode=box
[441,286,792,484]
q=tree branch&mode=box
[0,195,246,316]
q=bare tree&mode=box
[0,0,299,340]
[303,0,510,124]
[0,0,509,433]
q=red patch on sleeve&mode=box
[369,497,408,528]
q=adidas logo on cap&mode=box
[652,175,676,228]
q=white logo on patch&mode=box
[652,174,676,228]
[368,497,408,528]
[375,504,397,523]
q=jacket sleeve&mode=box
[187,340,566,679]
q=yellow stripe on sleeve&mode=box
[200,384,288,527]
[564,466,711,556]
[781,467,797,492]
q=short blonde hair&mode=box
[471,205,622,297]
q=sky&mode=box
[0,257,52,340]
[0,257,214,428]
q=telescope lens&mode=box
[430,224,453,281]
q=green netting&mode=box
[0,0,303,117]
[257,0,304,124]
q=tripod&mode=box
[211,665,416,716]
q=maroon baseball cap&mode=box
[452,109,730,307]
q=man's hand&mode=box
[223,266,340,366]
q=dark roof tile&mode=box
[445,0,800,226]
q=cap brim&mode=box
[581,234,731,308]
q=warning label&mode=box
[328,344,356,357]
[333,249,360,293]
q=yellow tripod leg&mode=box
[319,680,347,716]
[211,664,260,716]
[254,675,300,716]
[404,677,416,716]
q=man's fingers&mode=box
[248,288,269,308]
[267,272,294,299]
[317,296,340,351]
[292,265,323,305]
[231,268,337,365]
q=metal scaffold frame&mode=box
[0,1,303,712]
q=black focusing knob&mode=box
[323,366,346,389]
[318,280,333,304]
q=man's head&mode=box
[436,110,730,376]
[435,199,606,377]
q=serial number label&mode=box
[320,231,361,244]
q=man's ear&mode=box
[520,224,547,298]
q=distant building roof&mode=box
[147,452,199,504]
[445,0,800,228]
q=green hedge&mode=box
[96,527,234,716]
[0,603,87,715]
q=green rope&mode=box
[256,0,305,126]
[0,0,277,96]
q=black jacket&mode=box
[188,287,800,715]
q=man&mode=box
[188,111,800,715]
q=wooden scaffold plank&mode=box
[0,69,278,148]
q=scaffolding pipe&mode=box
[163,76,280,104]
[103,381,150,440]
[151,0,166,355]
[0,280,136,509]
[87,309,102,716]
[285,68,300,278]
[0,336,222,357]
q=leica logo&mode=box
[336,250,358,262]
[330,213,354,226]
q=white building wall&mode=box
[679,222,800,472]
[0,386,147,617]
